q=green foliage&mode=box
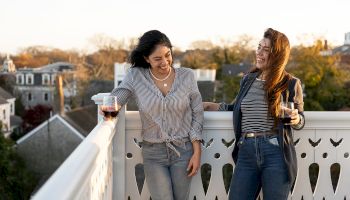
[0,124,38,199]
[15,98,25,117]
[216,75,242,102]
[0,75,16,92]
[289,40,350,110]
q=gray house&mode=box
[14,62,76,111]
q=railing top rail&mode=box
[32,120,117,200]
[124,110,350,129]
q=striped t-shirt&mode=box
[241,78,274,133]
[110,67,204,144]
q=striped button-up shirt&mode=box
[110,67,204,148]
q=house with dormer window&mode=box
[14,62,76,111]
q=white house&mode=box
[0,87,16,137]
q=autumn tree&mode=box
[213,36,255,101]
[181,49,218,69]
[189,40,215,50]
[84,34,129,80]
[13,46,81,68]
[288,40,350,110]
[21,105,52,133]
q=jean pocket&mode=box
[267,137,279,147]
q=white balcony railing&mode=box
[32,93,350,200]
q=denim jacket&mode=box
[222,71,305,184]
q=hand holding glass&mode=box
[280,102,295,125]
[101,96,120,119]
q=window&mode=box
[42,74,50,85]
[26,74,34,85]
[10,104,13,113]
[44,93,49,101]
[3,109,5,120]
[51,74,56,85]
[28,93,32,101]
[16,74,24,84]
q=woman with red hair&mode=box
[204,28,305,200]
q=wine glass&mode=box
[280,102,294,125]
[101,96,119,119]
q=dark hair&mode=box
[129,30,173,68]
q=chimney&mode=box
[56,74,64,116]
[345,32,350,45]
[324,40,328,50]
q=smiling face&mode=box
[145,44,173,75]
[256,38,272,70]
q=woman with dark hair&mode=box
[102,30,203,200]
[204,28,305,200]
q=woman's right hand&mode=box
[99,105,120,121]
[203,102,220,111]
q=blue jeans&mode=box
[229,135,290,200]
[142,141,193,200]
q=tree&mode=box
[189,40,214,50]
[22,105,52,133]
[217,75,242,102]
[84,34,129,80]
[181,49,218,69]
[15,98,25,117]
[13,46,82,68]
[0,74,16,93]
[288,40,350,110]
[0,123,38,199]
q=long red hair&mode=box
[252,28,292,120]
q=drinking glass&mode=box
[280,102,294,125]
[102,96,119,119]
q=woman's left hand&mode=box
[187,141,201,177]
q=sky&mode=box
[2,0,350,54]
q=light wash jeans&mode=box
[229,135,291,200]
[142,141,193,200]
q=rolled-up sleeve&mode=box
[188,72,204,141]
[292,79,305,130]
[110,69,134,107]
[218,102,234,111]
